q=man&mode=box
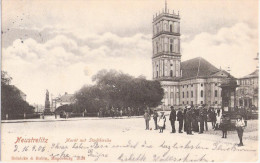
[199,106,204,134]
[144,110,151,130]
[183,106,187,132]
[192,106,199,132]
[153,109,159,130]
[177,108,184,133]
[209,107,216,129]
[186,106,193,135]
[169,106,176,133]
[203,106,208,131]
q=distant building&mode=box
[237,70,258,108]
[53,92,75,109]
[152,3,230,109]
[11,85,26,101]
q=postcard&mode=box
[1,0,259,162]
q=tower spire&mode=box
[165,0,167,13]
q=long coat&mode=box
[169,110,176,122]
[177,110,184,121]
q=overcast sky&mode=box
[2,0,259,105]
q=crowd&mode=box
[98,107,143,117]
[144,105,247,147]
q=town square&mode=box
[1,0,259,162]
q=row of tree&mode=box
[1,71,35,118]
[58,69,164,114]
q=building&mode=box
[53,92,75,110]
[236,69,258,108]
[152,3,231,109]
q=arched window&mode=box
[164,23,167,31]
[170,39,173,52]
[215,90,218,97]
[170,70,173,77]
[170,24,172,32]
[201,90,203,97]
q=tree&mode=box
[72,69,164,113]
[1,71,35,118]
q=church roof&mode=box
[180,57,221,80]
[240,69,259,79]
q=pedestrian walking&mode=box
[153,109,159,130]
[158,112,166,133]
[177,108,183,133]
[220,114,230,138]
[169,106,176,133]
[235,115,246,146]
[144,110,151,130]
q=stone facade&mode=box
[237,70,258,108]
[152,5,230,110]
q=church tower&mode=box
[152,2,181,108]
[152,1,181,81]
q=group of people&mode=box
[98,107,142,117]
[144,105,247,146]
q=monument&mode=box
[44,89,51,113]
[219,75,239,128]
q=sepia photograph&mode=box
[1,0,259,162]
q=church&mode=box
[152,3,230,109]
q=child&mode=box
[158,112,166,133]
[235,115,246,146]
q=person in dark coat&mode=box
[209,108,217,129]
[220,114,230,138]
[183,106,187,132]
[153,109,159,130]
[169,106,176,133]
[203,107,208,131]
[186,106,193,135]
[199,107,204,134]
[192,106,199,132]
[177,108,184,133]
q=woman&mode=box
[158,112,166,133]
[235,115,246,146]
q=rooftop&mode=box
[180,57,229,80]
[240,69,259,79]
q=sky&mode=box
[2,0,259,105]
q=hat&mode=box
[170,106,174,109]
